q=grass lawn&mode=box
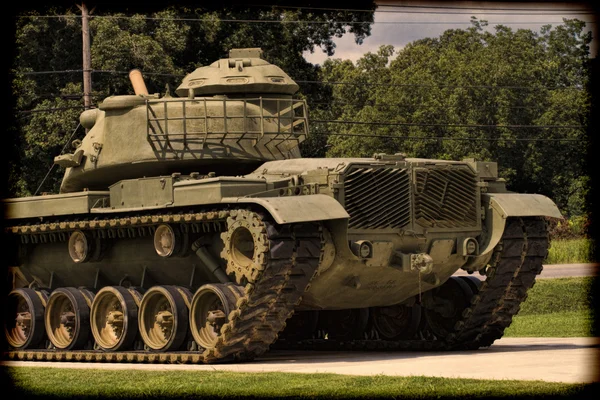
[504,277,596,337]
[3,278,596,399]
[504,310,594,337]
[546,238,595,264]
[3,367,596,399]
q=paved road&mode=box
[3,337,599,383]
[454,263,599,280]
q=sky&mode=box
[303,1,597,65]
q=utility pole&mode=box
[78,3,92,110]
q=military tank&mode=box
[3,48,561,363]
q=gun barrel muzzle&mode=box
[129,69,149,96]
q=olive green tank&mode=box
[3,48,561,363]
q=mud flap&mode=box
[478,193,561,256]
[221,194,349,224]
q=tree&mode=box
[8,2,375,196]
[321,19,591,217]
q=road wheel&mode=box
[91,286,140,351]
[5,288,47,349]
[371,304,422,340]
[190,283,244,350]
[138,285,189,351]
[424,277,474,339]
[44,287,93,350]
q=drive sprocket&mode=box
[220,209,269,284]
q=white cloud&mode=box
[304,3,597,65]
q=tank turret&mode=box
[176,48,299,96]
[57,48,308,193]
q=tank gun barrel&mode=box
[129,69,149,96]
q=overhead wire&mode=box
[311,119,585,129]
[18,69,585,91]
[17,105,90,114]
[310,132,582,142]
[310,100,549,110]
[245,4,594,15]
[17,14,596,25]
[376,4,592,12]
[248,3,593,13]
[13,101,564,115]
[13,8,590,146]
[298,80,583,90]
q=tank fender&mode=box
[479,193,561,255]
[221,194,349,224]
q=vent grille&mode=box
[414,167,478,229]
[343,167,411,229]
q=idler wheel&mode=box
[371,304,422,340]
[44,287,93,350]
[424,277,474,339]
[138,285,189,351]
[90,286,140,351]
[190,283,244,350]
[4,288,47,349]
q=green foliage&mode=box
[546,238,595,264]
[90,11,188,96]
[9,3,376,196]
[321,19,591,217]
[9,9,592,215]
[547,215,591,240]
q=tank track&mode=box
[272,217,548,352]
[3,209,323,363]
[3,216,546,361]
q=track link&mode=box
[4,209,323,363]
[273,217,549,352]
[4,217,546,360]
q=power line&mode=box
[18,14,595,25]
[92,70,184,77]
[376,4,592,12]
[17,69,585,91]
[299,80,583,90]
[310,100,547,110]
[15,100,554,115]
[311,132,582,142]
[13,103,585,134]
[21,69,184,77]
[17,69,86,75]
[312,119,585,130]
[17,105,90,114]
[246,4,595,15]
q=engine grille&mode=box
[414,166,478,229]
[343,167,411,229]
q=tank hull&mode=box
[3,48,563,363]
